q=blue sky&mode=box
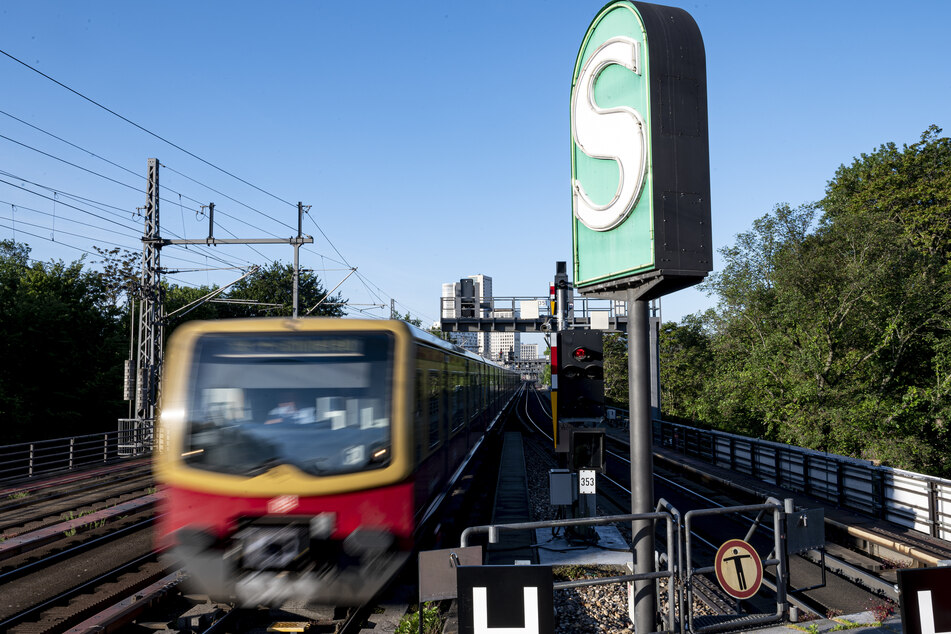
[0,1,948,341]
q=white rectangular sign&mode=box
[579,469,596,495]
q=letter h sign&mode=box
[458,566,555,634]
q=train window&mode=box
[182,331,394,477]
[415,369,424,458]
[468,373,475,419]
[428,370,441,449]
[415,370,423,421]
[451,371,465,432]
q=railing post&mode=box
[803,455,811,496]
[928,480,940,538]
[752,440,759,480]
[836,460,845,508]
[774,447,782,487]
[872,468,886,519]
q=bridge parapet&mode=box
[440,296,630,333]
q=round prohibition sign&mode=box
[714,539,763,600]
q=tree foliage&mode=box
[0,241,127,442]
[602,332,628,407]
[659,126,951,476]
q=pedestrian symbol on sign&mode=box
[714,539,763,600]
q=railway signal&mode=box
[556,329,605,420]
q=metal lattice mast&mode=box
[135,158,162,425]
[122,158,315,452]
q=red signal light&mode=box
[573,347,590,362]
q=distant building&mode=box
[488,309,520,363]
[441,274,496,359]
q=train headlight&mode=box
[369,446,389,464]
[235,526,307,570]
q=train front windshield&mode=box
[182,331,394,477]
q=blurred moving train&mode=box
[154,318,519,605]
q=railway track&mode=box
[0,462,154,538]
[0,464,414,633]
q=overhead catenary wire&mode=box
[0,222,106,260]
[0,197,138,240]
[0,172,256,270]
[0,48,297,209]
[161,163,295,233]
[0,109,331,254]
[0,210,244,271]
[1,108,214,212]
[165,266,259,319]
[0,215,134,251]
[0,132,148,197]
[0,49,397,317]
[0,176,141,234]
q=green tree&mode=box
[0,241,126,442]
[227,262,346,318]
[427,325,455,342]
[687,126,951,475]
[398,312,423,328]
[603,332,628,406]
[658,315,712,421]
[541,346,551,386]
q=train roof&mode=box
[168,316,511,371]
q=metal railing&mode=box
[461,511,680,634]
[0,423,153,484]
[117,418,154,457]
[684,498,787,633]
[652,418,951,541]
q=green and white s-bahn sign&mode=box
[570,1,712,299]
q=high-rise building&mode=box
[440,274,496,359]
[488,309,520,363]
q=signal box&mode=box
[556,329,605,420]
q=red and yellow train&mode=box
[154,317,519,605]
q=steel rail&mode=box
[0,550,165,631]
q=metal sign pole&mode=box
[628,293,656,632]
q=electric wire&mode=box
[0,222,105,260]
[0,176,141,234]
[0,172,254,270]
[0,132,225,221]
[0,209,242,271]
[0,132,146,196]
[3,165,419,321]
[0,214,138,251]
[0,197,138,239]
[0,48,297,209]
[161,163,295,233]
[0,186,242,271]
[0,109,315,245]
[0,108,209,211]
[0,52,389,312]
